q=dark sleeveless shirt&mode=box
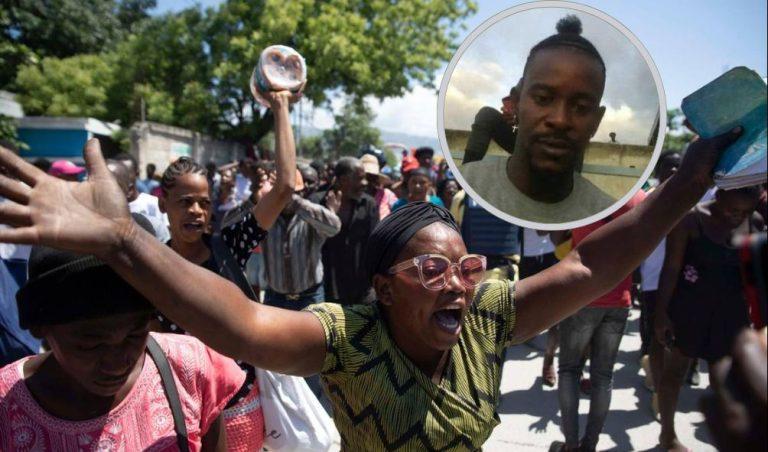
[668,212,751,361]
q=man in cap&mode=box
[460,15,615,224]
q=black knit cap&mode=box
[524,15,605,75]
[364,201,460,280]
[15,214,155,329]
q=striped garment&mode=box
[306,279,516,451]
[262,195,341,294]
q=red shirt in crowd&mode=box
[571,189,647,308]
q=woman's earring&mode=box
[511,114,519,133]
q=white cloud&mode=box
[596,104,636,143]
[369,83,440,136]
[444,60,510,130]
[307,78,443,139]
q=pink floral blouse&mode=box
[0,333,245,451]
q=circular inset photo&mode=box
[439,1,665,229]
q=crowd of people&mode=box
[1,123,766,451]
[0,24,767,452]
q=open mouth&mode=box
[432,307,462,334]
[182,221,204,232]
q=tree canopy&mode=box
[664,108,695,152]
[7,0,476,145]
[1,0,157,87]
[300,101,382,159]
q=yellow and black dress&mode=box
[306,279,516,451]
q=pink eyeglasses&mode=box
[388,254,487,290]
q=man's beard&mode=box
[525,131,583,176]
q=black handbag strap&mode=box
[210,233,259,301]
[146,335,190,452]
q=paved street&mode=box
[486,309,715,451]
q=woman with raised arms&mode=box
[0,117,742,449]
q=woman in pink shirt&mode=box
[0,245,244,451]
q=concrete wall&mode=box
[130,121,246,175]
[581,142,653,198]
[445,129,653,200]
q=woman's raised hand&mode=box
[0,138,133,258]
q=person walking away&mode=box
[639,151,682,393]
[460,195,520,282]
[653,186,764,452]
[520,228,560,386]
[554,190,646,452]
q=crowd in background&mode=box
[1,138,766,451]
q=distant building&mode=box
[17,117,122,163]
[13,116,245,173]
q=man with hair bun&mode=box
[461,15,615,224]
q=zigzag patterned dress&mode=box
[306,279,516,451]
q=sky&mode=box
[155,0,768,139]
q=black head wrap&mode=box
[364,201,460,280]
[16,215,155,329]
[524,15,605,76]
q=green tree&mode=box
[1,0,155,88]
[299,134,327,159]
[663,108,694,152]
[117,0,158,32]
[8,0,475,146]
[322,102,381,158]
[15,54,114,119]
[0,115,28,151]
[108,9,217,132]
[207,0,476,142]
